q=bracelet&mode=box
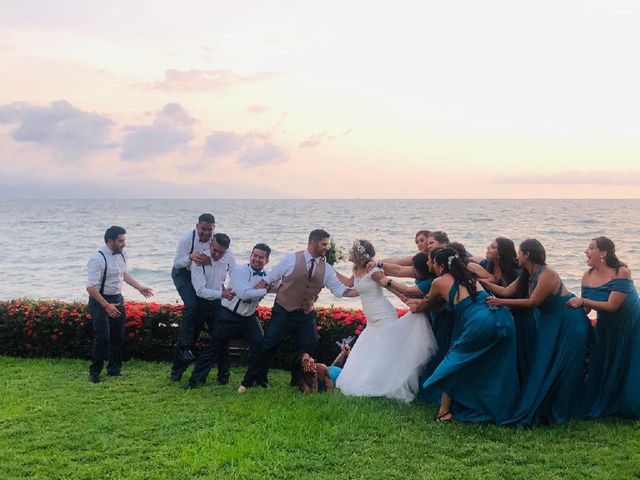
[386,279,392,288]
[377,260,383,268]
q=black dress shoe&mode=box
[217,375,230,385]
[107,371,122,377]
[88,373,100,383]
[178,349,196,362]
[169,371,183,382]
[258,382,270,389]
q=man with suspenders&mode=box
[169,213,216,380]
[86,226,153,383]
[184,243,272,390]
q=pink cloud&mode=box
[153,69,282,92]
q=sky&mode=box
[1,0,639,198]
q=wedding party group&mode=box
[85,215,640,426]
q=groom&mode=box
[239,229,351,391]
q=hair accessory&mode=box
[352,241,371,260]
[447,254,459,268]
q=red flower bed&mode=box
[0,299,407,367]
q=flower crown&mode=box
[352,241,371,260]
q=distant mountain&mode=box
[0,179,291,199]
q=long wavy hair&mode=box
[433,247,478,300]
[515,239,546,298]
[290,352,314,390]
[593,236,626,272]
[487,237,519,285]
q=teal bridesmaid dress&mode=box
[506,269,590,426]
[511,307,539,384]
[413,275,455,404]
[582,278,640,418]
[422,282,519,423]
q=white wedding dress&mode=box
[336,268,438,402]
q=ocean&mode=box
[1,199,639,308]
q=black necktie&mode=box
[252,271,266,276]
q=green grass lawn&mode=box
[1,357,639,480]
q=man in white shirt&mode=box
[86,226,153,383]
[184,243,272,390]
[169,213,215,381]
[174,232,237,384]
[243,229,352,390]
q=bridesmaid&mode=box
[480,237,521,286]
[479,237,535,384]
[411,248,519,423]
[482,239,590,426]
[567,237,640,418]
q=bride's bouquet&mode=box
[325,240,346,266]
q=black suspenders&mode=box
[189,229,196,255]
[98,251,107,295]
[97,250,125,296]
[232,267,253,314]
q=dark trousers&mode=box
[189,307,264,386]
[88,294,126,376]
[171,298,230,379]
[244,302,318,387]
[171,266,199,348]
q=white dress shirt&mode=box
[221,264,270,317]
[173,229,212,270]
[190,250,237,300]
[86,245,128,296]
[265,250,347,297]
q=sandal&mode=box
[435,411,453,423]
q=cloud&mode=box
[152,69,281,92]
[299,129,352,149]
[246,105,270,114]
[203,131,244,159]
[238,143,288,166]
[202,130,288,167]
[0,100,117,162]
[121,103,196,161]
[495,170,640,185]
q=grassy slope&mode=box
[1,357,639,480]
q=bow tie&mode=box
[252,271,266,276]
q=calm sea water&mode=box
[1,199,639,308]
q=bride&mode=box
[336,240,437,402]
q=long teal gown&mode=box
[511,307,539,384]
[505,269,590,426]
[480,262,535,383]
[414,276,455,404]
[582,278,640,418]
[422,282,519,423]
